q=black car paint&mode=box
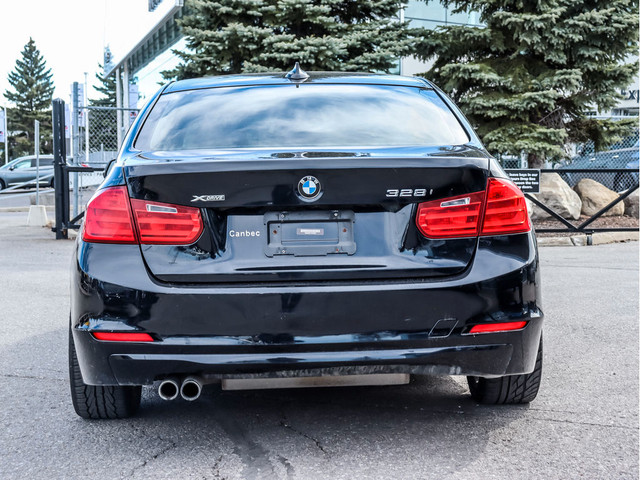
[71,73,543,386]
[125,154,487,283]
[71,231,542,384]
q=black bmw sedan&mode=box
[69,67,543,419]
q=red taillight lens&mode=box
[481,178,531,235]
[83,186,203,245]
[469,321,527,334]
[416,191,485,238]
[93,332,154,342]
[82,186,137,244]
[130,199,203,245]
[415,177,531,239]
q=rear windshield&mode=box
[135,84,470,151]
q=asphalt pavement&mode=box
[0,211,637,480]
[0,188,54,209]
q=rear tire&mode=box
[69,328,141,419]
[467,335,543,404]
[0,179,5,191]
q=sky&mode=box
[0,0,177,106]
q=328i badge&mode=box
[69,67,543,419]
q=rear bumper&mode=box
[71,233,543,385]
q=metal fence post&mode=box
[2,105,7,165]
[34,120,40,205]
[115,68,122,147]
[52,99,68,240]
[72,82,80,218]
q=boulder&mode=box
[529,173,582,220]
[574,179,624,217]
[528,200,550,221]
[624,189,639,218]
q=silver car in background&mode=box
[557,133,639,192]
[0,155,55,190]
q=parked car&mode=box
[0,155,55,190]
[557,133,639,191]
[69,68,544,419]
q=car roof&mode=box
[10,155,54,161]
[164,72,432,94]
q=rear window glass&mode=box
[135,84,470,151]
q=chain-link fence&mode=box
[497,125,639,192]
[554,127,639,191]
[75,106,139,173]
[69,106,138,215]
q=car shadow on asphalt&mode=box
[129,375,531,478]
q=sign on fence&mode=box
[0,109,4,143]
[505,169,541,194]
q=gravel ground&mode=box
[535,214,638,237]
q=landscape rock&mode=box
[529,173,582,220]
[624,189,639,218]
[574,179,624,217]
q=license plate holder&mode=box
[264,210,356,257]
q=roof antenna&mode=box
[286,62,309,81]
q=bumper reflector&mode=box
[469,321,527,334]
[93,332,154,342]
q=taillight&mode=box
[82,186,204,245]
[481,177,531,235]
[130,199,203,245]
[415,177,530,239]
[83,186,137,244]
[416,191,485,238]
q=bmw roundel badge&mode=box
[297,175,322,201]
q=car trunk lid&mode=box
[124,151,489,283]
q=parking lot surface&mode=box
[0,212,638,479]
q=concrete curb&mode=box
[538,231,639,246]
[0,206,55,212]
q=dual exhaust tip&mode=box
[158,376,203,402]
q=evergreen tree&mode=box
[413,0,639,167]
[164,0,410,80]
[90,63,116,107]
[4,38,55,157]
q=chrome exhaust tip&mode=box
[158,377,180,401]
[180,376,203,401]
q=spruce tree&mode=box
[164,0,410,80]
[4,38,55,156]
[413,0,639,167]
[90,63,116,108]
